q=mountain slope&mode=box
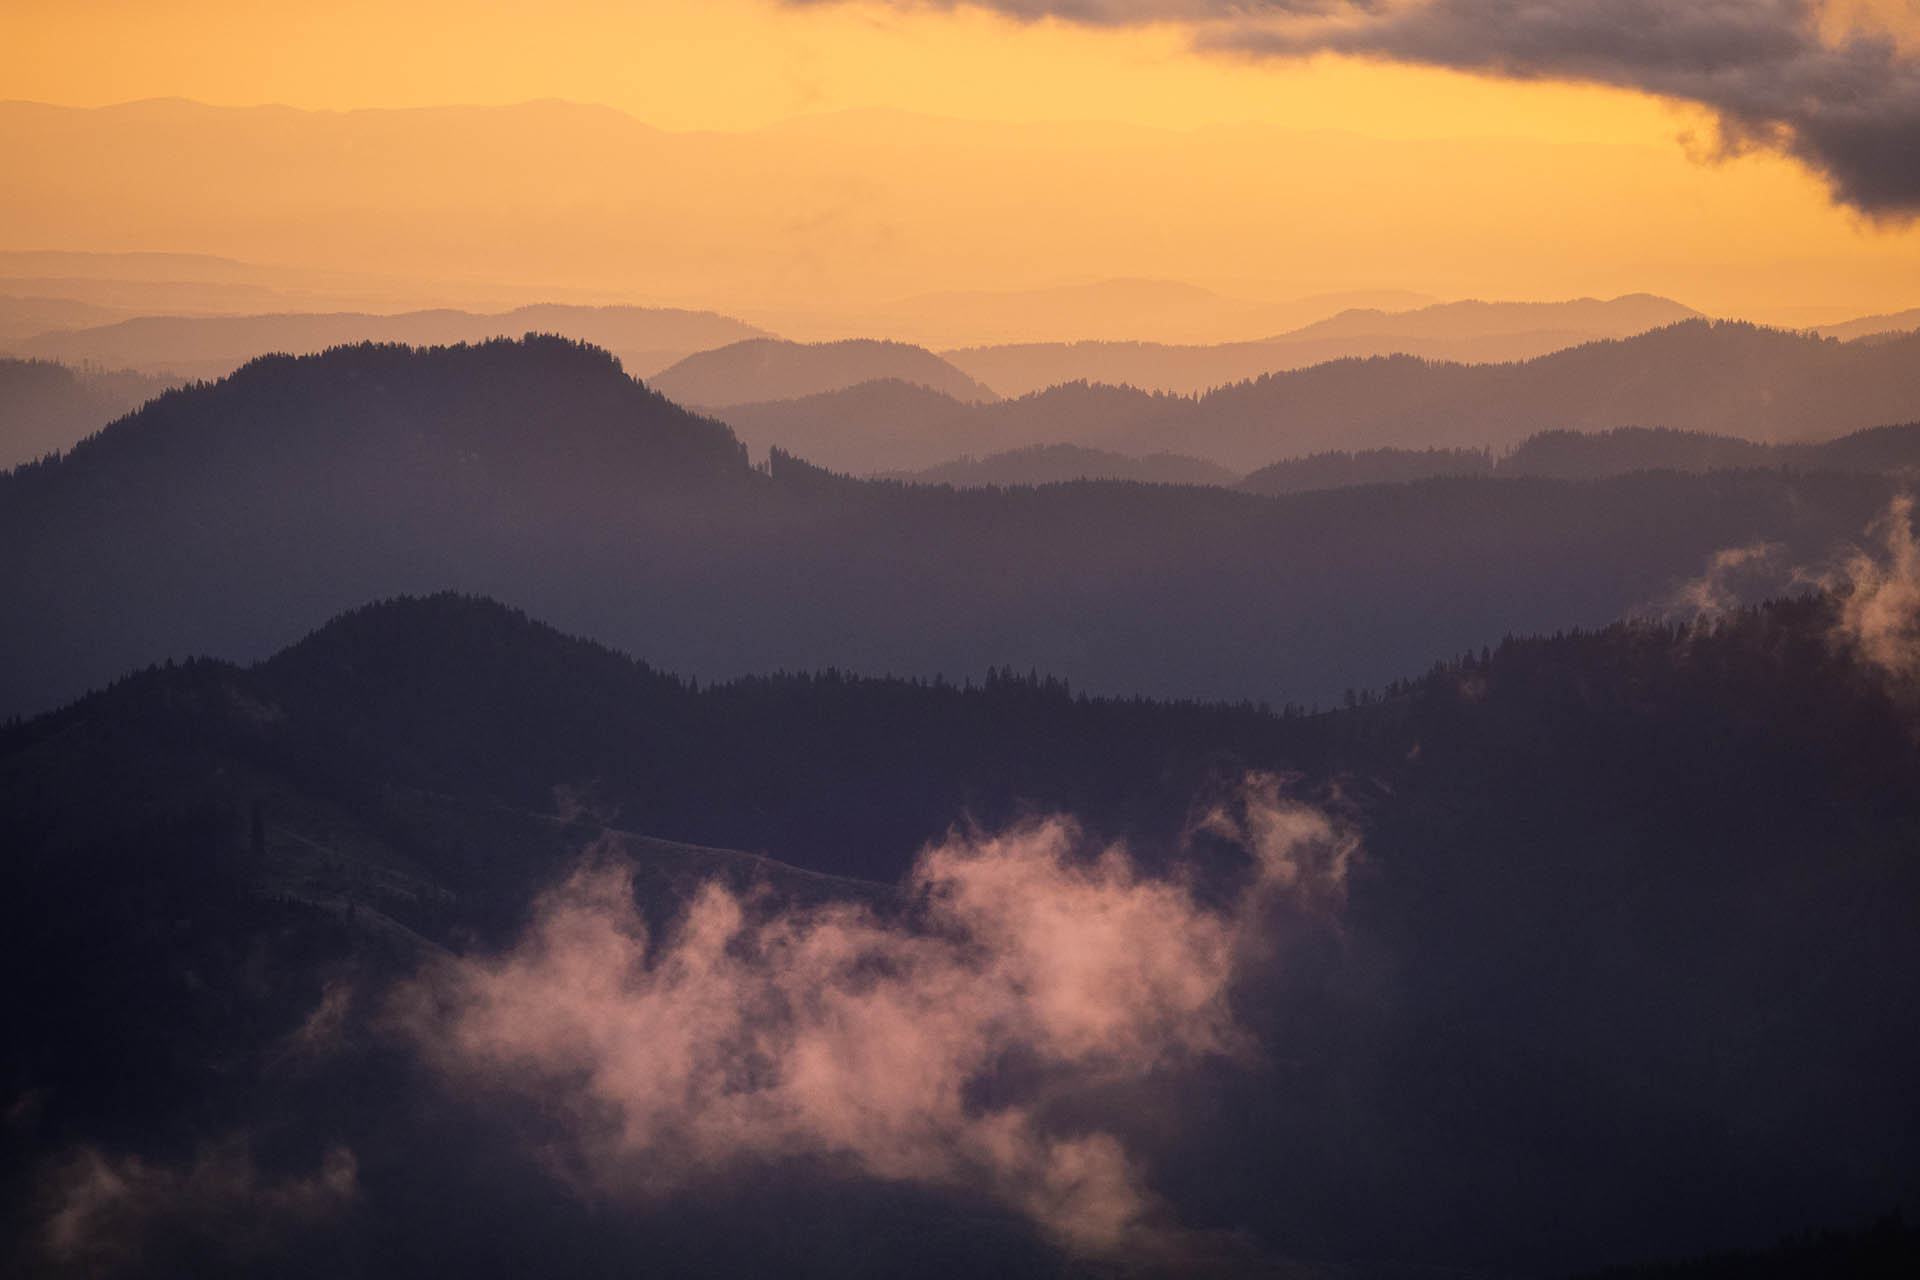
[6,334,1913,724]
[889,443,1237,488]
[1236,423,1920,496]
[945,294,1703,397]
[763,322,1920,473]
[1121,321,1920,469]
[0,357,178,469]
[1817,305,1920,342]
[4,590,1918,1277]
[648,338,999,409]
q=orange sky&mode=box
[5,0,1920,324]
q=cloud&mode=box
[1827,492,1920,679]
[813,0,1920,218]
[1652,494,1920,681]
[37,1140,356,1273]
[789,1,1361,27]
[392,775,1356,1255]
[1647,539,1787,623]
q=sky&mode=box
[5,0,1920,324]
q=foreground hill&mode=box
[7,304,770,382]
[0,358,178,469]
[732,322,1920,473]
[947,293,1701,397]
[6,335,1913,722]
[648,338,999,409]
[3,590,1916,1277]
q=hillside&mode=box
[1114,321,1920,469]
[889,443,1236,488]
[1818,305,1920,342]
[759,322,1920,473]
[648,338,998,409]
[714,377,982,470]
[7,304,770,381]
[0,357,178,470]
[4,335,1911,725]
[3,590,1917,1277]
[1237,445,1494,494]
[717,377,1187,473]
[944,294,1702,397]
[1238,423,1920,496]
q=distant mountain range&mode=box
[14,99,1917,348]
[6,334,1915,721]
[810,279,1437,347]
[945,293,1704,397]
[4,304,769,381]
[723,321,1920,473]
[647,338,998,410]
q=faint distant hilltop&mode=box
[4,304,770,382]
[943,294,1704,397]
[0,358,178,470]
[648,338,999,409]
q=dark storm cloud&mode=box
[785,1,1364,27]
[806,1,1920,218]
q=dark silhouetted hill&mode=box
[7,334,1915,724]
[3,590,1918,1277]
[649,338,999,409]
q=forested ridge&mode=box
[3,589,1916,1276]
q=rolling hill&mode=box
[886,443,1237,488]
[647,338,999,409]
[3,334,1914,724]
[4,589,1917,1277]
[6,304,770,382]
[730,322,1920,473]
[943,294,1703,397]
[0,357,179,470]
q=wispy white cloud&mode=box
[393,774,1356,1254]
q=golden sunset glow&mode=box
[5,0,1920,323]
